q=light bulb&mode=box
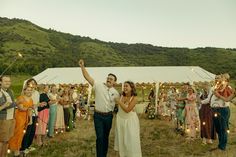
[18,52,23,58]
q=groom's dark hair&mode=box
[108,73,117,82]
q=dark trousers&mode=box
[94,112,113,157]
[20,116,37,151]
[212,107,230,150]
[64,108,70,130]
[73,104,77,122]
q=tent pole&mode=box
[155,82,160,115]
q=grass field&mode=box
[13,106,235,157]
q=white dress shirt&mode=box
[93,82,119,112]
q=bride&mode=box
[114,81,142,157]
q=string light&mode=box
[196,128,199,131]
[55,131,58,134]
[61,130,64,133]
[227,130,230,134]
[46,129,49,133]
[36,123,39,126]
[23,130,26,133]
[18,52,23,58]
[7,149,11,154]
[202,122,206,125]
[186,128,190,133]
[214,113,218,117]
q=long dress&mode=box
[55,102,65,131]
[185,93,199,138]
[48,93,58,136]
[114,96,142,157]
[9,96,33,151]
[35,93,50,135]
[199,93,216,140]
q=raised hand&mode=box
[78,59,84,67]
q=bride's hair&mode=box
[122,81,137,96]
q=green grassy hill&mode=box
[0,17,236,78]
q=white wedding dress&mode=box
[114,96,142,157]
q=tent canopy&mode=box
[32,66,215,84]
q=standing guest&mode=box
[158,92,168,116]
[0,76,16,157]
[68,87,75,130]
[55,89,65,133]
[79,59,119,157]
[71,86,79,128]
[215,73,233,131]
[114,81,142,157]
[148,88,155,101]
[201,75,233,151]
[184,86,199,140]
[168,87,177,120]
[35,85,50,146]
[60,87,71,131]
[176,84,188,131]
[215,88,236,131]
[21,78,40,154]
[8,86,33,157]
[199,86,216,144]
[48,85,58,137]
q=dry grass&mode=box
[24,106,236,157]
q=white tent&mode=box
[32,66,215,84]
[32,66,215,113]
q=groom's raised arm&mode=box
[79,59,95,86]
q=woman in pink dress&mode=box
[184,86,199,140]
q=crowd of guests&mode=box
[155,73,236,151]
[0,75,86,157]
[0,72,236,157]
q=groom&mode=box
[79,59,119,157]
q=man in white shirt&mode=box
[79,59,119,157]
[201,75,231,151]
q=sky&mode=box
[0,0,236,48]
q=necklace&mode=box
[123,96,132,104]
